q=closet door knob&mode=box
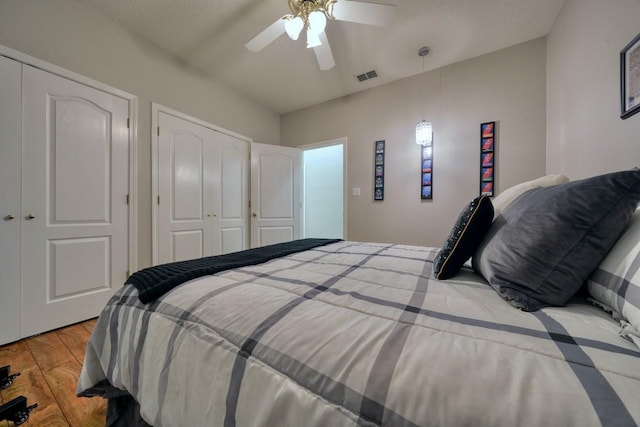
[252,213,257,218]
[25,214,36,220]
[4,214,15,220]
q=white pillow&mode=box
[588,207,640,343]
[492,174,570,216]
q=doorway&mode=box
[301,139,345,239]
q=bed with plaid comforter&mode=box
[77,241,640,426]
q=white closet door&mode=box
[218,133,250,254]
[21,65,129,337]
[157,111,218,263]
[0,56,22,345]
[157,110,250,262]
[250,143,301,247]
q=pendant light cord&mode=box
[421,53,425,120]
[418,46,429,121]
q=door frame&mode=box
[0,43,139,272]
[151,103,253,265]
[299,137,348,239]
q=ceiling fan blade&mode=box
[313,32,335,70]
[332,0,396,27]
[245,17,287,52]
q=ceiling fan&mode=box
[245,0,396,71]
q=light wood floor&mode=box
[0,319,106,427]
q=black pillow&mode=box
[433,196,494,280]
[472,169,640,311]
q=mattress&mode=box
[77,241,640,426]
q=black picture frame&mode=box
[374,140,385,201]
[420,143,433,200]
[480,121,495,197]
[621,32,640,119]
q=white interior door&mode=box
[156,110,249,263]
[250,143,301,247]
[21,65,129,337]
[158,111,217,263]
[218,132,250,254]
[0,56,22,345]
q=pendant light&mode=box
[416,47,432,146]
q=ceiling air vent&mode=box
[356,70,378,82]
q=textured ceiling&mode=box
[77,0,566,114]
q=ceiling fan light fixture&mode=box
[308,10,327,34]
[246,0,395,71]
[285,16,304,40]
[306,28,322,48]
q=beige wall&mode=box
[282,39,547,247]
[0,0,280,268]
[546,0,640,179]
[6,0,633,255]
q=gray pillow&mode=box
[472,169,640,311]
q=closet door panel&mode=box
[21,65,129,337]
[172,134,205,221]
[218,133,249,254]
[157,112,216,263]
[172,231,204,262]
[48,237,110,297]
[52,98,111,223]
[0,56,22,346]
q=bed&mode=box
[77,170,640,427]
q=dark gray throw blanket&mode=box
[128,238,341,303]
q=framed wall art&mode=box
[374,140,385,201]
[621,32,640,119]
[480,121,495,197]
[420,142,433,200]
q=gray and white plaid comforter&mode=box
[77,241,640,426]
